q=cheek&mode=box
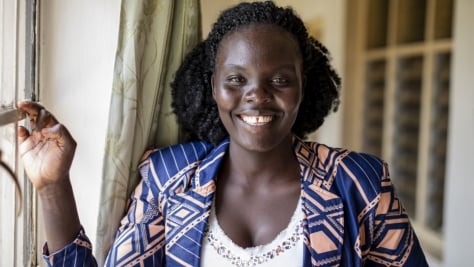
[214,88,240,111]
[282,91,303,113]
[214,90,238,129]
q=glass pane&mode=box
[1,0,17,106]
[366,0,389,49]
[396,0,427,44]
[426,53,450,231]
[391,56,423,218]
[0,124,18,267]
[0,0,33,265]
[434,0,454,39]
[363,60,386,157]
[0,0,18,265]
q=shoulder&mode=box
[300,139,387,198]
[145,141,215,167]
[137,141,215,189]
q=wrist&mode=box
[36,174,82,252]
[36,175,71,199]
[37,176,77,214]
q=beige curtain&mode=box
[94,0,201,265]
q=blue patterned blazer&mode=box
[43,137,428,267]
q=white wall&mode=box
[39,0,121,246]
[444,0,474,266]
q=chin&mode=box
[233,133,292,153]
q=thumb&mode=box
[18,126,37,158]
[18,126,30,143]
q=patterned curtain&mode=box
[94,0,201,265]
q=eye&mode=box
[271,77,290,87]
[226,75,245,85]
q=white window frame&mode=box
[0,0,39,266]
[343,0,454,261]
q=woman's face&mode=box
[212,24,304,152]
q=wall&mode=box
[39,0,121,246]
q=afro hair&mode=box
[171,1,341,144]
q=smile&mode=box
[240,115,273,126]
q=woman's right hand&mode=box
[17,101,76,191]
[17,101,83,253]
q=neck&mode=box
[222,135,300,185]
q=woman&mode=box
[18,1,428,266]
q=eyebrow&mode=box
[222,63,299,72]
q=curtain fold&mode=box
[95,0,201,265]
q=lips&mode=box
[240,114,273,126]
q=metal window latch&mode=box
[0,108,26,127]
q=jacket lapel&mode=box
[301,184,344,266]
[164,140,228,266]
[163,137,345,266]
[294,138,344,267]
[165,181,216,266]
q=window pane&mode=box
[392,56,423,218]
[1,0,19,265]
[363,60,386,157]
[0,124,19,266]
[396,0,427,44]
[426,53,450,231]
[434,0,454,39]
[366,0,389,49]
[0,0,35,265]
[1,0,17,105]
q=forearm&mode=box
[38,176,81,253]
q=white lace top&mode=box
[200,199,304,267]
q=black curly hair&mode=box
[171,1,341,144]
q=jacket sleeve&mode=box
[42,228,98,267]
[104,157,166,266]
[41,156,166,267]
[364,162,429,267]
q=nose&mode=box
[244,82,272,104]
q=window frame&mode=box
[0,0,39,266]
[343,0,453,261]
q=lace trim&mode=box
[203,202,304,267]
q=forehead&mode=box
[216,24,302,63]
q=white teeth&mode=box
[241,115,273,126]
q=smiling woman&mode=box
[16,1,429,266]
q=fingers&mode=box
[17,100,58,131]
[19,123,76,163]
[41,124,76,148]
[37,108,57,130]
[17,101,76,152]
[18,126,30,143]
